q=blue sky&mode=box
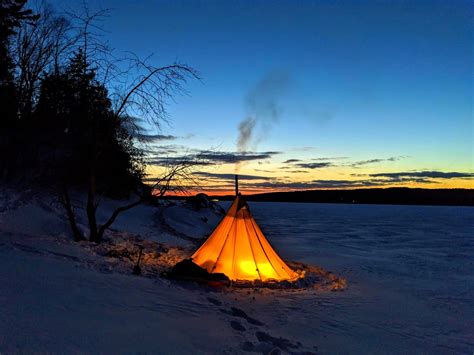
[50,0,473,192]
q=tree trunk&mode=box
[87,167,99,243]
[96,199,142,241]
[61,183,84,241]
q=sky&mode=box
[50,0,473,194]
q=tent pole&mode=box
[235,174,239,196]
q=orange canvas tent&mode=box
[191,183,300,282]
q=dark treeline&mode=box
[214,188,473,206]
[0,1,199,242]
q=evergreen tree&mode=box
[0,0,37,126]
[1,2,196,242]
[35,49,144,192]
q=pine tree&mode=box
[0,0,38,126]
[35,50,145,241]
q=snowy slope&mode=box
[4,186,468,354]
[0,187,321,354]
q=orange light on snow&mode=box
[191,195,300,282]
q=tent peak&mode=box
[235,174,239,196]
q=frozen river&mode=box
[229,202,474,354]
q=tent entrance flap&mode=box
[191,195,299,282]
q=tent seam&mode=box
[249,217,284,279]
[244,215,263,281]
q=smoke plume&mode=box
[236,70,291,171]
[237,117,257,152]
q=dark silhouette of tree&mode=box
[55,6,201,243]
[35,49,146,242]
[0,1,201,243]
[0,0,38,178]
[13,2,74,120]
[0,0,37,125]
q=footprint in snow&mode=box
[241,332,317,354]
[220,306,265,326]
[206,297,222,306]
[230,320,246,331]
[255,331,299,351]
[206,297,313,353]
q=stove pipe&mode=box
[235,174,239,196]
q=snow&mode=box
[0,233,236,354]
[163,204,222,240]
[247,202,474,354]
[1,187,473,354]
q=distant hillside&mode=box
[216,188,474,206]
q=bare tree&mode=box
[58,6,201,243]
[101,155,206,238]
[87,154,206,243]
[65,4,112,79]
[61,182,85,241]
[112,55,199,127]
[147,154,208,197]
[13,2,75,119]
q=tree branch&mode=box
[114,64,198,119]
[97,199,142,240]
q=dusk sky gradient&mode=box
[51,0,473,193]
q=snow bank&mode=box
[4,186,471,353]
[0,186,322,354]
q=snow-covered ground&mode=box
[246,202,474,354]
[1,187,473,354]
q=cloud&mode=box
[246,180,366,190]
[351,158,386,166]
[282,157,347,169]
[310,178,438,188]
[194,172,272,181]
[294,162,333,169]
[146,157,212,166]
[241,180,377,189]
[312,157,348,161]
[244,176,439,190]
[310,180,382,188]
[148,150,281,167]
[146,169,459,191]
[135,133,196,143]
[368,171,474,179]
[134,134,178,142]
[198,151,280,164]
[244,181,321,189]
[254,169,274,173]
[349,156,407,167]
[144,144,189,155]
[282,156,404,170]
[282,159,301,164]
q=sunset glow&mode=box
[54,0,473,195]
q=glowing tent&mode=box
[191,184,300,282]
